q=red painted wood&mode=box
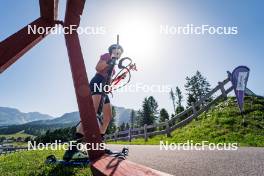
[0,0,58,73]
[91,154,172,176]
[0,1,172,175]
[39,0,59,22]
[0,18,54,73]
[64,0,104,160]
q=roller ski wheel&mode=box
[45,155,57,164]
[105,147,129,160]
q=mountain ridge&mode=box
[0,106,133,127]
[0,107,54,126]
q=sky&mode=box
[0,0,263,117]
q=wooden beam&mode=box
[0,18,54,73]
[39,0,59,22]
[64,0,104,160]
[91,154,172,176]
[0,0,58,73]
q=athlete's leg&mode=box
[101,102,112,134]
[76,94,103,134]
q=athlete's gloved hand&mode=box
[107,58,117,66]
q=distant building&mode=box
[16,137,24,142]
[3,139,14,143]
[2,144,13,148]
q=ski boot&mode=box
[63,133,88,162]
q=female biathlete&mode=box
[76,44,123,137]
[63,44,123,161]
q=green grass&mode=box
[4,142,28,147]
[0,131,34,138]
[0,149,92,176]
[109,96,264,147]
[0,131,34,147]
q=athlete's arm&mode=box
[95,59,108,72]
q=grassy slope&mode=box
[0,131,34,138]
[109,97,264,146]
[0,131,34,147]
[0,149,92,176]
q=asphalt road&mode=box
[107,144,264,176]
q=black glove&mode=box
[107,58,117,66]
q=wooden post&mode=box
[128,127,132,142]
[114,131,118,142]
[144,124,148,142]
[165,120,171,137]
[250,97,253,110]
[64,0,104,160]
[218,81,227,99]
[191,102,197,115]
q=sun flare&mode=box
[113,15,159,66]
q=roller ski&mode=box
[105,147,129,160]
[45,139,90,167]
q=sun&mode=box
[112,15,159,67]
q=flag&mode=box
[229,66,250,112]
